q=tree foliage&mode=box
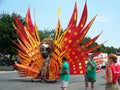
[38,29,55,40]
[0,13,25,62]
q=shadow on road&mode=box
[5,78,61,84]
[5,78,35,83]
[100,83,106,86]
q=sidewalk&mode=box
[0,70,17,74]
[0,65,14,71]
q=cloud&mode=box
[96,16,108,23]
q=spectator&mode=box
[101,54,120,90]
[85,54,96,90]
[59,56,70,90]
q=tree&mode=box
[38,29,55,40]
[38,28,64,40]
[0,13,25,65]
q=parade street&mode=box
[0,71,107,90]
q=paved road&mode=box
[0,71,106,90]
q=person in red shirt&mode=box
[102,54,120,90]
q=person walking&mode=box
[59,56,70,90]
[102,54,120,90]
[85,54,96,90]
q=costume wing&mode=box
[49,2,104,78]
[13,9,44,79]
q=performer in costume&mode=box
[40,38,52,82]
[13,2,105,81]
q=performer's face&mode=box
[40,38,54,56]
[40,43,50,54]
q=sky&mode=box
[0,0,120,48]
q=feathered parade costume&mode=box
[13,2,105,81]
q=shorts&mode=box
[61,80,69,88]
[105,83,120,90]
[85,74,96,82]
